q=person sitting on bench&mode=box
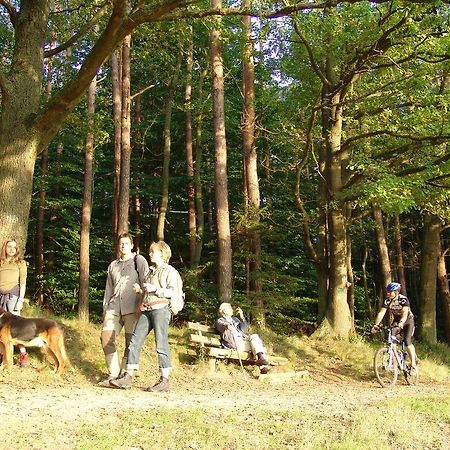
[215,302,270,374]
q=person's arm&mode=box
[16,261,27,310]
[215,317,230,334]
[374,307,387,327]
[398,306,409,328]
[102,264,114,312]
[371,307,387,333]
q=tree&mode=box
[78,76,97,322]
[242,0,263,322]
[156,50,182,241]
[211,0,233,302]
[0,0,192,247]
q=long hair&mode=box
[0,239,23,266]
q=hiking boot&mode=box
[255,353,269,366]
[147,376,169,393]
[260,365,271,375]
[109,372,133,389]
[19,352,30,367]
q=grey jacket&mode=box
[103,253,149,315]
[215,316,249,349]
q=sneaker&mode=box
[147,376,169,392]
[109,372,133,389]
[260,365,271,375]
[409,365,418,376]
[19,352,30,367]
[98,376,117,387]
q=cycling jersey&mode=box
[383,293,414,324]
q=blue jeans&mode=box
[126,306,171,371]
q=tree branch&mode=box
[292,20,330,86]
[44,3,110,58]
[0,0,17,26]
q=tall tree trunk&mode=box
[419,212,441,344]
[35,58,53,307]
[394,214,408,296]
[78,76,97,322]
[193,66,208,268]
[437,240,450,344]
[156,50,183,242]
[211,0,233,302]
[133,94,143,253]
[111,50,122,248]
[316,122,329,322]
[117,35,132,238]
[373,206,392,304]
[323,89,352,337]
[0,0,49,247]
[242,2,263,324]
[185,30,197,266]
[361,238,373,318]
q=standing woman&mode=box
[0,238,29,366]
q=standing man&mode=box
[99,233,149,386]
[110,241,182,392]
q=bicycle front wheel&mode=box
[374,347,398,387]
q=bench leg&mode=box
[208,357,216,373]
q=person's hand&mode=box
[235,307,244,319]
[371,324,380,334]
[398,320,404,329]
[133,283,142,294]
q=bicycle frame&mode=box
[386,329,405,371]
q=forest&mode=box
[0,0,449,343]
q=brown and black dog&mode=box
[0,307,69,373]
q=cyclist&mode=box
[371,282,418,374]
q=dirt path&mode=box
[1,371,448,424]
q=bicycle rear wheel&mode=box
[374,347,398,387]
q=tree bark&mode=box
[117,34,132,238]
[156,50,183,241]
[211,0,233,302]
[373,206,392,304]
[323,89,353,338]
[242,1,263,324]
[193,66,208,268]
[185,30,197,266]
[111,50,122,248]
[35,57,53,307]
[78,76,97,322]
[419,212,441,344]
[394,214,408,296]
[437,241,450,344]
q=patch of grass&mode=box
[73,395,450,450]
[330,395,450,450]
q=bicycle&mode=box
[373,325,419,388]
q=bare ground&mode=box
[1,361,449,449]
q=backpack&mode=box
[166,266,185,315]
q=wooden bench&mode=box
[188,321,288,371]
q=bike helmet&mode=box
[386,282,401,293]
